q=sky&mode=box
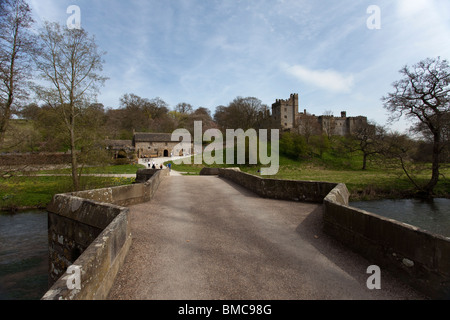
[27,0,450,133]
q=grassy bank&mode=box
[36,163,145,175]
[166,152,450,201]
[0,164,144,212]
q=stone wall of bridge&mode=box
[42,168,169,300]
[323,187,450,300]
[201,167,339,203]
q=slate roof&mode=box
[133,132,176,143]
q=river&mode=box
[0,210,49,300]
[350,198,450,238]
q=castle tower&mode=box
[271,93,298,130]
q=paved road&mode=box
[108,175,425,300]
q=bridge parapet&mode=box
[323,188,450,299]
[42,169,169,300]
[201,167,338,203]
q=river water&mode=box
[350,198,450,238]
[0,210,49,300]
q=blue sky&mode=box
[28,0,450,132]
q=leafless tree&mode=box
[0,0,35,144]
[381,132,426,192]
[117,93,172,134]
[343,122,386,170]
[32,22,107,191]
[214,96,272,131]
[175,102,193,115]
[382,57,450,195]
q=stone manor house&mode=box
[106,132,193,160]
[133,132,193,158]
[272,93,368,136]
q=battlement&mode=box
[273,93,299,107]
[272,93,368,136]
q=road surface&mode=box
[108,175,424,300]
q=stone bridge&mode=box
[42,168,449,300]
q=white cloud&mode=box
[282,63,354,93]
[397,0,431,17]
[28,0,68,25]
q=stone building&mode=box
[272,93,299,130]
[272,93,368,136]
[105,140,134,159]
[133,132,193,159]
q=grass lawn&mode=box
[165,152,450,201]
[37,163,145,175]
[0,164,145,211]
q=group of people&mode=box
[147,160,172,171]
[148,160,162,169]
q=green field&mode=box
[0,164,144,212]
[36,163,145,175]
[166,152,450,201]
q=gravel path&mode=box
[108,175,425,300]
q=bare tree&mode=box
[382,57,450,196]
[341,122,385,170]
[0,0,35,144]
[382,132,426,192]
[175,102,193,115]
[118,93,172,133]
[32,22,107,191]
[213,96,270,131]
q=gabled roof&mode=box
[133,132,175,143]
